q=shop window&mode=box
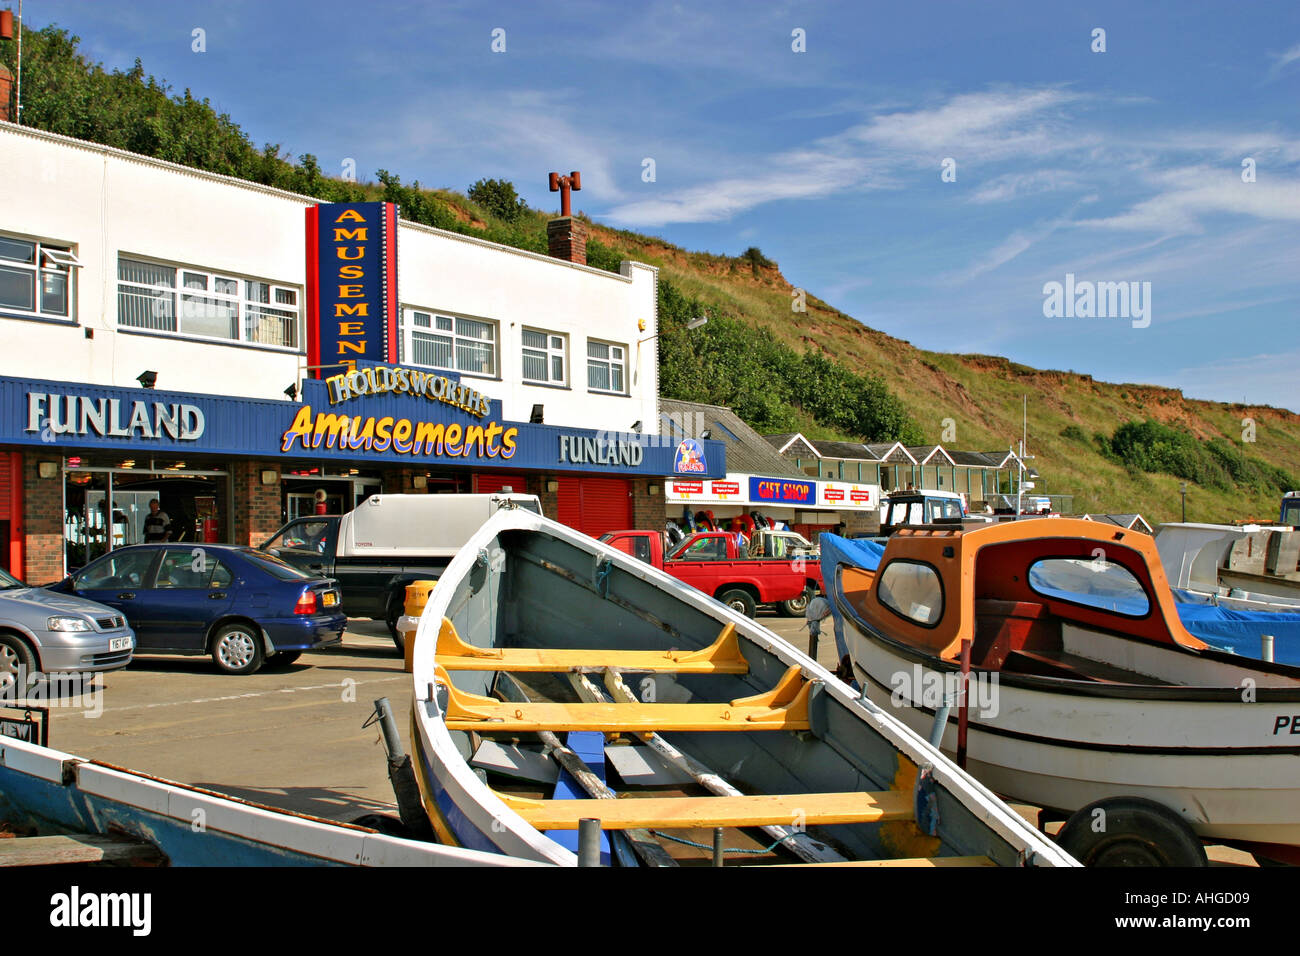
[405,309,497,377]
[116,256,301,350]
[587,340,626,394]
[522,328,567,385]
[0,233,79,320]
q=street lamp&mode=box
[1180,482,1188,523]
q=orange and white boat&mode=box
[824,519,1300,866]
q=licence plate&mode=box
[322,591,338,607]
[109,636,133,652]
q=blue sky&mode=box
[31,0,1300,411]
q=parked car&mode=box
[0,565,135,692]
[599,529,823,617]
[47,545,345,675]
[261,493,542,650]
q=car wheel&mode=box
[717,589,757,618]
[265,650,303,669]
[386,592,404,651]
[211,623,264,675]
[0,634,38,695]
[779,588,812,617]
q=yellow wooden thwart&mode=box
[774,856,995,868]
[437,663,811,732]
[434,618,749,674]
[496,789,913,831]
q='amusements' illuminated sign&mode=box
[306,202,399,378]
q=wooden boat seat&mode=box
[438,664,811,733]
[435,618,749,675]
[496,789,913,830]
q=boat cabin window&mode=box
[1027,557,1151,617]
[877,560,944,627]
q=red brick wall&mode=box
[631,479,666,531]
[525,475,559,520]
[23,455,64,583]
[229,461,284,548]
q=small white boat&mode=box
[409,507,1075,867]
[824,520,1300,866]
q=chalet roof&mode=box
[660,399,804,478]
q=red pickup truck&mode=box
[599,530,822,617]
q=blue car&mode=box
[51,545,346,675]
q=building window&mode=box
[587,340,626,393]
[522,328,567,385]
[405,309,497,377]
[116,257,300,349]
[0,234,79,320]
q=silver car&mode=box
[0,565,135,693]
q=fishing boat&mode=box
[823,519,1300,866]
[0,734,536,867]
[408,507,1076,867]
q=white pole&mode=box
[1262,634,1275,663]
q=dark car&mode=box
[48,545,346,675]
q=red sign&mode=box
[710,481,740,495]
[850,489,872,503]
[672,481,704,494]
[823,488,845,502]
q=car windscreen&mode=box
[237,549,316,581]
[0,566,23,589]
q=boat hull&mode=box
[0,736,537,866]
[842,615,1300,847]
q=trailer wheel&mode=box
[778,588,812,616]
[1056,797,1207,867]
[718,589,757,618]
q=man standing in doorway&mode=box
[143,499,172,542]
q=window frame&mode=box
[402,307,499,379]
[586,338,628,395]
[521,327,569,386]
[116,255,302,352]
[0,233,81,322]
[874,558,945,629]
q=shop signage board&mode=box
[748,476,816,506]
[305,202,400,378]
[817,481,880,509]
[1,370,725,480]
[666,474,752,504]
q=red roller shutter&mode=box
[0,453,11,514]
[474,473,528,495]
[556,477,632,538]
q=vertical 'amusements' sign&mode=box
[305,202,399,378]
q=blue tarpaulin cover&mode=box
[818,534,1299,667]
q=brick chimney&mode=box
[546,170,586,265]
[547,216,587,265]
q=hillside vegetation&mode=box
[5,24,1298,523]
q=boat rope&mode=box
[646,830,799,855]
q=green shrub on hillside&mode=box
[1105,420,1296,492]
[1060,424,1088,443]
[467,178,529,222]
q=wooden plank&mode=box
[500,790,914,831]
[436,619,748,674]
[773,856,995,868]
[495,673,677,868]
[600,670,847,865]
[469,740,559,785]
[440,665,810,733]
[0,834,164,867]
